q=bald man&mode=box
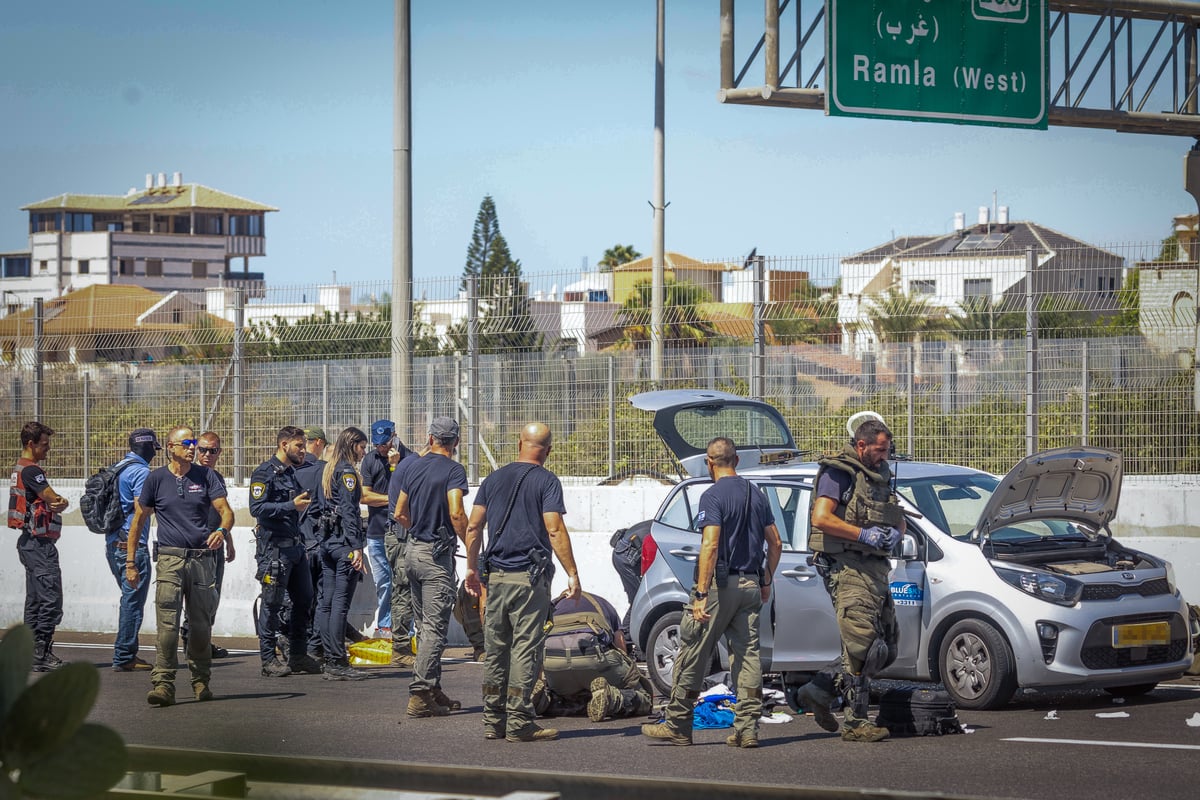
[127,426,234,708]
[465,422,581,743]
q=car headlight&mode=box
[994,566,1082,607]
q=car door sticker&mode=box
[890,581,924,606]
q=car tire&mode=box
[646,611,683,697]
[939,618,1017,710]
[1103,683,1157,698]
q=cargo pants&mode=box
[822,549,896,728]
[384,528,414,647]
[404,539,455,693]
[481,569,552,737]
[663,575,764,740]
[152,547,219,697]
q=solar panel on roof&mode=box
[955,233,1009,251]
[129,194,178,205]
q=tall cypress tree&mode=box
[454,196,541,353]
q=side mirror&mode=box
[899,534,918,560]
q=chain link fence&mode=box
[3,236,1198,483]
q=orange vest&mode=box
[8,457,61,539]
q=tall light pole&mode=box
[392,0,413,436]
[651,0,666,384]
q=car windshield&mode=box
[896,472,999,539]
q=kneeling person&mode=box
[539,590,652,722]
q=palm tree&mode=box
[598,244,642,272]
[865,288,956,374]
[866,289,955,345]
[618,278,717,348]
[769,282,840,345]
[952,296,1024,341]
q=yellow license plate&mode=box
[1111,621,1170,648]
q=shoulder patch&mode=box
[342,473,357,492]
[250,482,266,500]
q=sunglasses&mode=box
[169,439,198,448]
[197,446,221,455]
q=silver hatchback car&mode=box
[628,390,1196,709]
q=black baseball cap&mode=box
[129,428,162,451]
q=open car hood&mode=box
[629,389,799,477]
[975,447,1123,540]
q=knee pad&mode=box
[862,636,891,679]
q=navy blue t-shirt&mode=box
[387,453,417,520]
[551,592,620,633]
[816,468,853,505]
[138,464,227,549]
[361,449,394,540]
[694,475,774,575]
[397,453,468,543]
[475,462,565,571]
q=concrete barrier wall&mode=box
[2,479,1197,642]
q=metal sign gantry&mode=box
[719,0,1200,136]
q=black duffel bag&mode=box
[875,687,965,736]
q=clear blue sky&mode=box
[0,1,1190,292]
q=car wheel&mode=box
[1103,683,1157,698]
[939,618,1017,710]
[646,611,684,696]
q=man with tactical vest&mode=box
[8,421,70,672]
[795,415,903,743]
[249,425,322,678]
[535,590,652,721]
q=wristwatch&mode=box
[692,588,709,600]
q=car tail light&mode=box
[640,531,658,576]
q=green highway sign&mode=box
[826,0,1047,129]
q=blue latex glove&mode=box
[882,526,903,550]
[858,525,892,550]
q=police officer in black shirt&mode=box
[295,426,327,659]
[314,426,370,681]
[249,426,322,677]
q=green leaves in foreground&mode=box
[0,625,127,799]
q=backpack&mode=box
[79,457,137,535]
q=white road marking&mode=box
[1006,737,1200,751]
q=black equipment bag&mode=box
[875,687,964,736]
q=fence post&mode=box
[467,274,479,483]
[426,360,435,428]
[361,363,370,432]
[232,288,245,485]
[862,352,877,395]
[906,344,915,458]
[1025,246,1039,456]
[752,255,765,400]
[608,356,616,480]
[199,370,206,432]
[321,363,330,434]
[83,373,90,477]
[34,297,43,420]
[1081,341,1089,446]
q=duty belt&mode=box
[268,536,300,547]
[155,545,216,559]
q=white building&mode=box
[838,210,1124,356]
[0,172,275,312]
[1136,213,1200,358]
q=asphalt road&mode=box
[53,634,1200,800]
